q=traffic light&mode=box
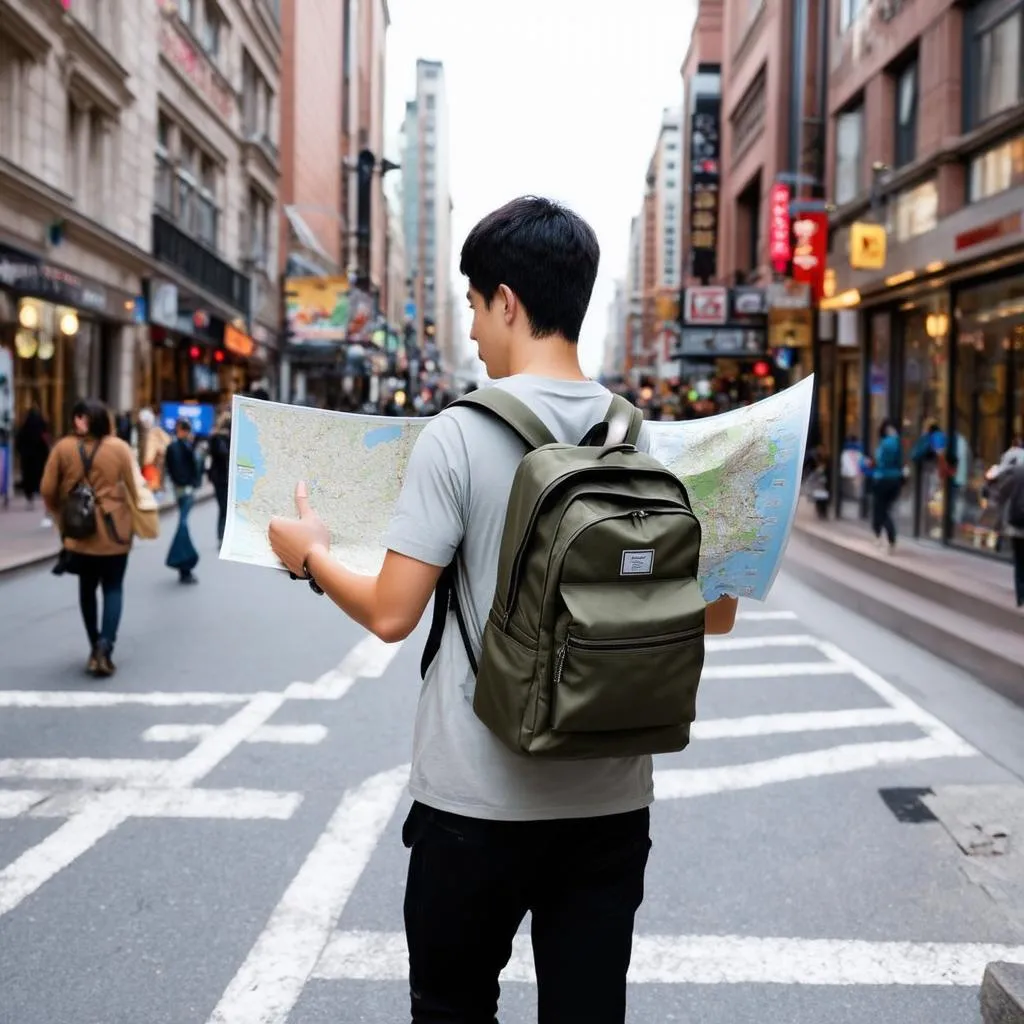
[189,345,201,361]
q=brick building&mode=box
[822,0,1024,564]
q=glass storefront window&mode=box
[898,299,950,540]
[969,133,1024,201]
[952,275,1024,556]
[867,311,892,444]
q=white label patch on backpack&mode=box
[620,549,655,575]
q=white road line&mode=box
[0,799,129,917]
[654,737,976,800]
[701,661,847,680]
[813,640,979,754]
[691,707,910,740]
[0,791,50,818]
[249,725,328,745]
[313,930,1024,986]
[207,764,409,1024]
[286,635,404,700]
[705,635,817,653]
[0,758,174,782]
[0,692,289,919]
[158,691,284,786]
[0,690,254,708]
[141,724,329,746]
[142,724,215,743]
[736,610,798,621]
[31,788,302,821]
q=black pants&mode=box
[402,802,651,1024]
[1012,538,1024,607]
[871,479,901,545]
[76,553,128,651]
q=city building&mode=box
[279,0,345,275]
[624,214,645,379]
[601,279,628,379]
[822,0,1024,565]
[148,0,283,408]
[278,0,393,408]
[401,59,455,372]
[0,0,162,438]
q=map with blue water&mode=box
[221,378,813,600]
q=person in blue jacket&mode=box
[871,418,904,552]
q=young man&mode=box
[269,196,738,1022]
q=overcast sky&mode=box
[384,0,696,375]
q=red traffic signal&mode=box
[752,360,771,378]
[214,349,225,363]
[189,345,201,360]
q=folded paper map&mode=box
[220,375,813,600]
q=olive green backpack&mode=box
[420,388,706,760]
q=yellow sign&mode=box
[849,222,887,270]
[768,307,813,348]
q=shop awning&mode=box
[283,207,336,268]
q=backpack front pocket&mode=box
[552,627,704,733]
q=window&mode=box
[245,187,270,267]
[425,95,435,110]
[892,179,937,242]
[834,104,864,204]
[979,13,1021,121]
[894,60,917,168]
[967,6,1024,128]
[840,0,866,31]
[158,120,221,251]
[178,0,194,28]
[201,6,222,59]
[0,34,26,164]
[969,133,1024,200]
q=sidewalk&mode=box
[786,504,1024,707]
[0,486,214,575]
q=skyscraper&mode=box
[400,60,455,371]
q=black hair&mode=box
[879,417,899,439]
[459,196,600,342]
[71,398,112,439]
[176,417,193,433]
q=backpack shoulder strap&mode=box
[603,395,644,446]
[448,389,556,450]
[78,436,103,481]
[420,557,478,680]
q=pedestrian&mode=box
[268,196,740,1023]
[165,417,200,584]
[208,410,232,543]
[15,404,50,510]
[138,407,170,495]
[868,418,904,553]
[40,398,139,677]
[990,452,1024,608]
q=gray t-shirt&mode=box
[383,374,654,821]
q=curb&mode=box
[982,962,1024,1024]
[0,491,216,578]
[785,533,1024,709]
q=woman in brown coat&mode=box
[41,399,139,677]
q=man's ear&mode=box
[498,284,517,325]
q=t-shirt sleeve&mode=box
[383,414,467,568]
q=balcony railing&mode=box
[152,212,250,314]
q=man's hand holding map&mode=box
[220,376,813,601]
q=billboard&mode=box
[285,275,374,343]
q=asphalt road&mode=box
[2,499,1024,1024]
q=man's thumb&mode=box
[295,480,312,517]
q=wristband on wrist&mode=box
[288,550,324,595]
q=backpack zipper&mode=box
[554,625,704,685]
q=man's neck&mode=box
[509,336,588,381]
